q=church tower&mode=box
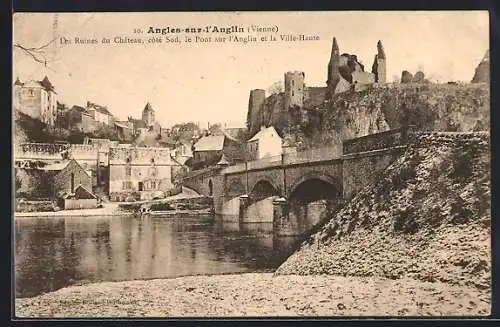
[326,37,341,99]
[372,40,387,83]
[142,102,155,127]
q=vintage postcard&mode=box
[13,11,490,318]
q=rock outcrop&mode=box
[401,71,414,84]
[471,50,489,83]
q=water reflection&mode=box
[15,215,301,298]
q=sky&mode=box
[13,11,489,129]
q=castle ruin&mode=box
[247,37,387,135]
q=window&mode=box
[125,166,131,177]
[122,181,132,190]
[138,182,143,191]
[292,90,294,96]
[29,89,34,96]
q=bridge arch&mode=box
[287,172,342,202]
[249,178,281,201]
[225,179,246,198]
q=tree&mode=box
[267,81,284,95]
[208,123,223,135]
[13,38,57,69]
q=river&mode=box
[14,214,302,298]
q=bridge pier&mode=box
[238,194,250,224]
[273,197,299,236]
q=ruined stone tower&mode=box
[371,40,387,83]
[284,71,305,109]
[247,89,266,134]
[142,102,155,127]
[326,37,341,100]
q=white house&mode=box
[246,126,283,160]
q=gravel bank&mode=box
[14,203,126,218]
[15,273,489,318]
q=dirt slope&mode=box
[276,132,490,291]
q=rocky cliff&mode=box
[276,132,490,292]
[283,83,489,149]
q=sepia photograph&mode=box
[12,11,490,318]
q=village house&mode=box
[86,101,114,125]
[113,120,134,140]
[66,105,98,133]
[43,159,93,198]
[14,76,58,126]
[58,184,98,210]
[246,126,283,161]
[191,132,244,169]
[108,146,179,201]
[15,159,93,200]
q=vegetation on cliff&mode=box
[276,132,490,292]
[281,83,489,149]
[14,110,124,145]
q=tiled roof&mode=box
[87,101,113,116]
[114,121,133,129]
[16,76,57,93]
[248,126,280,142]
[70,105,87,113]
[74,184,97,199]
[40,76,55,92]
[194,135,225,151]
[42,161,71,171]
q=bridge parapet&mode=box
[342,125,417,155]
[283,145,341,165]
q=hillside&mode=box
[274,83,489,149]
[14,110,127,146]
[276,132,491,292]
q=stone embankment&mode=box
[277,132,490,294]
[118,192,213,215]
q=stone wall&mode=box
[15,143,69,160]
[284,71,305,109]
[342,146,406,201]
[342,126,416,154]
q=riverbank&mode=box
[14,187,206,218]
[14,202,127,218]
[15,273,489,317]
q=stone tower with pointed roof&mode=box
[142,102,155,127]
[371,40,387,83]
[13,75,58,126]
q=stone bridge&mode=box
[183,126,416,235]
